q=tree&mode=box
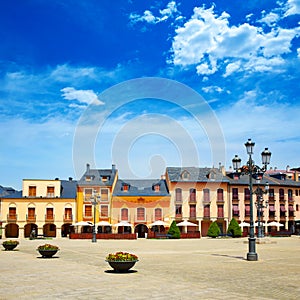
[207,221,221,238]
[167,220,181,239]
[227,218,242,237]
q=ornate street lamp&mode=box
[232,139,271,261]
[91,191,101,243]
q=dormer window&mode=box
[207,171,216,180]
[101,176,110,182]
[181,171,190,180]
[122,184,129,192]
[153,184,160,192]
[85,175,91,182]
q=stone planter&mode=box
[38,249,58,258]
[106,260,138,272]
[2,243,18,251]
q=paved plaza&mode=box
[0,236,299,300]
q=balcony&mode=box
[7,214,17,223]
[45,214,55,223]
[63,214,73,222]
[26,214,36,223]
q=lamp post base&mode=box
[247,252,258,261]
[247,237,258,261]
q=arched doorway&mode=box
[5,223,19,238]
[135,224,148,238]
[61,223,72,237]
[24,223,38,238]
[43,223,56,237]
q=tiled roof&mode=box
[226,173,300,187]
[78,165,117,186]
[166,167,228,182]
[113,179,170,196]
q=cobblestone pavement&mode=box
[0,236,299,300]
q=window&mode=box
[189,204,196,218]
[101,189,109,201]
[137,207,145,221]
[203,189,210,202]
[244,188,250,201]
[154,184,160,192]
[245,204,250,217]
[47,186,55,197]
[121,208,128,221]
[84,188,93,201]
[85,175,91,182]
[189,189,196,202]
[8,207,17,219]
[203,205,210,218]
[175,205,182,217]
[28,207,35,217]
[217,189,224,202]
[269,189,275,201]
[100,205,108,218]
[122,184,129,192]
[64,208,72,220]
[101,176,110,182]
[279,189,285,201]
[269,204,275,217]
[154,208,162,221]
[288,205,294,217]
[175,188,182,202]
[232,204,239,216]
[288,189,293,201]
[217,205,224,218]
[296,190,299,196]
[280,204,286,217]
[84,205,92,217]
[46,207,54,219]
[232,188,238,200]
[181,171,190,180]
[28,186,36,197]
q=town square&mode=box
[1,236,300,299]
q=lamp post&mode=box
[91,191,101,243]
[254,184,269,238]
[232,139,271,261]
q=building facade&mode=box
[1,178,76,238]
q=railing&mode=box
[45,214,55,223]
[63,214,73,222]
[7,214,17,222]
[26,214,36,222]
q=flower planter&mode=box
[38,249,58,258]
[106,260,138,272]
[2,244,18,251]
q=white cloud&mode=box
[284,0,300,16]
[129,1,179,24]
[61,87,104,106]
[258,12,280,27]
[170,5,299,76]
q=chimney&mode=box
[294,171,299,182]
[86,163,90,173]
[69,177,73,181]
[112,164,116,172]
[286,165,290,172]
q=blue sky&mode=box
[0,0,299,189]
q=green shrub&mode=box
[207,221,221,238]
[227,218,242,237]
[167,221,181,239]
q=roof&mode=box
[0,185,18,197]
[166,167,229,183]
[226,173,300,187]
[113,179,170,196]
[78,164,117,186]
[60,179,77,198]
[1,179,77,199]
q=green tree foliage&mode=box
[167,220,181,239]
[227,218,242,237]
[207,221,221,238]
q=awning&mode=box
[269,205,275,212]
[280,206,286,212]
